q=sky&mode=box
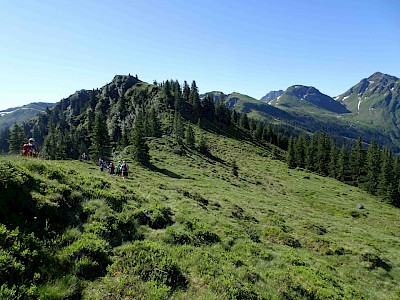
[0,0,399,110]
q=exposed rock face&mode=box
[260,90,284,103]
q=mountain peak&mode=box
[367,72,398,82]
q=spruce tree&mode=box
[378,147,395,201]
[184,124,196,148]
[328,144,339,179]
[349,137,365,186]
[337,146,347,182]
[197,133,209,154]
[286,136,296,169]
[252,123,263,140]
[295,133,307,168]
[365,140,380,195]
[173,111,184,146]
[90,111,111,161]
[189,80,201,115]
[9,124,26,154]
[130,110,150,165]
[147,107,162,138]
[239,113,249,130]
[231,110,238,125]
[305,135,318,172]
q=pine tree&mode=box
[9,124,26,154]
[147,107,162,138]
[305,135,318,172]
[189,80,201,115]
[0,127,10,153]
[349,137,365,186]
[231,110,238,125]
[184,124,196,148]
[183,81,190,103]
[365,140,380,195]
[337,146,347,182]
[198,133,209,154]
[378,147,395,201]
[316,132,331,176]
[252,123,263,140]
[328,144,339,178]
[90,111,111,161]
[295,133,307,168]
[173,111,184,146]
[239,113,249,130]
[286,136,296,169]
[130,110,150,165]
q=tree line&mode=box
[286,132,400,206]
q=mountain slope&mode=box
[269,85,349,114]
[0,102,54,131]
[260,90,284,102]
[1,128,400,299]
[336,72,400,128]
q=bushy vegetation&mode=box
[1,124,400,299]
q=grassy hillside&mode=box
[1,127,400,299]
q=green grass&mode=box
[1,127,400,299]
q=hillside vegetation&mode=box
[1,127,400,299]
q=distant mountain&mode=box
[0,102,54,131]
[260,90,284,103]
[335,72,400,129]
[269,85,349,114]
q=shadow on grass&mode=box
[146,163,183,179]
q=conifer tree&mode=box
[0,127,10,153]
[286,136,296,169]
[349,137,365,186]
[252,123,263,140]
[337,146,347,182]
[239,113,249,129]
[378,147,395,201]
[365,140,381,195]
[130,110,150,165]
[316,132,331,176]
[305,135,318,172]
[147,107,162,138]
[173,111,184,146]
[328,144,339,178]
[184,124,196,148]
[90,111,111,161]
[231,109,238,125]
[202,94,216,122]
[9,124,26,154]
[182,81,190,103]
[295,133,307,168]
[189,80,201,115]
[197,133,209,154]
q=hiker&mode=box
[121,161,129,179]
[99,158,104,171]
[81,152,88,161]
[116,161,122,176]
[108,162,115,175]
[22,138,37,157]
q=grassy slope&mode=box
[1,127,400,299]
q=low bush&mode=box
[110,241,187,290]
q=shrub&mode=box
[134,205,174,229]
[263,227,301,248]
[110,241,187,290]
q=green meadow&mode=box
[1,127,400,299]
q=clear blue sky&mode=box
[1,0,399,110]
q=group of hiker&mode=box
[99,158,129,179]
[21,138,130,179]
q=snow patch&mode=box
[334,96,340,100]
[277,95,281,100]
[343,95,350,100]
[357,97,362,114]
[369,80,374,84]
